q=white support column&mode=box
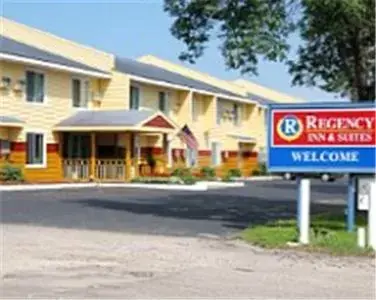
[368,180,376,250]
[298,178,311,244]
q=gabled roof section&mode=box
[55,109,178,132]
[0,36,110,78]
[115,57,251,101]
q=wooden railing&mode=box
[63,159,90,180]
[95,159,125,181]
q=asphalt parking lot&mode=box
[2,178,374,299]
[1,179,348,237]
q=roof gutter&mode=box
[0,52,111,79]
[128,75,258,105]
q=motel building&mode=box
[0,17,302,183]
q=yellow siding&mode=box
[1,17,114,72]
[100,71,129,109]
[0,128,9,139]
[0,61,101,143]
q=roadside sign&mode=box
[358,177,373,211]
[267,103,376,174]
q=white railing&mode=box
[63,159,90,180]
[95,159,125,181]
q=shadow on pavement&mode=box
[1,187,346,236]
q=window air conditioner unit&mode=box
[13,79,26,92]
[0,77,11,90]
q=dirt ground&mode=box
[1,224,375,299]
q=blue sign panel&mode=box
[267,103,376,174]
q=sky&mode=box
[1,0,340,101]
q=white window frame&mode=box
[130,84,142,110]
[25,68,47,105]
[233,103,241,126]
[25,130,47,169]
[211,141,222,166]
[216,98,221,125]
[191,96,198,122]
[158,91,169,115]
[71,77,90,109]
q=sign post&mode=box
[368,180,376,250]
[267,102,376,246]
[347,175,356,232]
[298,178,311,244]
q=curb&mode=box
[237,176,282,181]
[0,181,245,192]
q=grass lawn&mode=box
[240,214,374,256]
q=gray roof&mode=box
[116,57,245,99]
[247,93,276,106]
[0,36,109,76]
[56,109,156,127]
[0,115,24,124]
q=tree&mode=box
[164,0,375,101]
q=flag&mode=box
[178,124,199,149]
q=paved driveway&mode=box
[1,179,347,237]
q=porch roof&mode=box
[54,109,178,132]
[0,115,24,127]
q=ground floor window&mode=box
[26,132,45,166]
[211,142,221,166]
[63,133,90,158]
[186,147,198,167]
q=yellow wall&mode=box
[1,17,114,72]
[0,60,101,143]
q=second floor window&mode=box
[130,86,140,110]
[72,78,90,108]
[26,70,45,103]
[233,103,240,126]
[158,91,168,113]
[192,97,198,122]
[216,101,222,125]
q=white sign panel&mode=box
[358,178,373,211]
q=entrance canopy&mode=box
[228,133,256,143]
[54,109,178,133]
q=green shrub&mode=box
[171,167,191,177]
[146,154,157,171]
[0,164,24,182]
[131,176,180,184]
[259,162,268,175]
[251,163,268,176]
[180,174,197,185]
[222,173,234,182]
[252,169,261,176]
[200,166,216,179]
[227,168,242,178]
